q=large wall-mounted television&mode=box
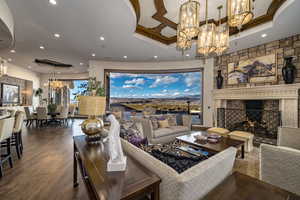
[1,83,20,105]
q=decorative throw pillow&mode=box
[128,135,148,147]
[158,119,170,128]
[167,115,177,126]
[150,117,159,130]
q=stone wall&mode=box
[214,34,300,88]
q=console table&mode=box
[73,135,161,200]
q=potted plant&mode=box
[34,88,44,105]
[47,103,57,113]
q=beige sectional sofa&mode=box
[140,114,192,144]
[121,139,237,200]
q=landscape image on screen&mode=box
[109,71,202,124]
[2,84,19,104]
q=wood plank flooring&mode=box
[0,120,259,200]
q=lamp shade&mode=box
[227,0,253,27]
[179,0,200,39]
[78,96,106,116]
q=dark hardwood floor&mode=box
[0,120,89,200]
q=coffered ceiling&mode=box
[130,0,286,44]
[0,0,299,74]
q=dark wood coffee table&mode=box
[73,135,161,200]
[202,172,300,200]
[176,131,245,158]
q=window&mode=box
[70,79,88,104]
[108,70,203,125]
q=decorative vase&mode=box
[216,70,224,89]
[282,57,296,84]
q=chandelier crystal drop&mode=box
[179,0,200,39]
[215,6,229,55]
[197,0,217,56]
[176,25,192,51]
[227,0,253,27]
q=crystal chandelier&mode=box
[215,6,229,55]
[49,71,64,89]
[176,25,192,51]
[197,0,217,56]
[179,0,200,39]
[227,0,253,28]
[0,58,8,77]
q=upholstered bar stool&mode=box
[0,118,15,178]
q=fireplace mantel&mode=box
[213,84,300,100]
[213,84,300,128]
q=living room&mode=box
[0,0,299,199]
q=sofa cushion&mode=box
[154,128,175,138]
[166,115,177,126]
[158,119,170,128]
[169,126,189,133]
[150,117,159,130]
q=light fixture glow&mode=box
[80,62,84,66]
[7,58,12,62]
[186,54,190,57]
[40,46,45,50]
[10,50,16,53]
[54,33,60,38]
[227,0,253,27]
[49,0,57,5]
[154,56,158,59]
[123,56,128,59]
[179,0,200,39]
[261,33,267,38]
[92,53,96,57]
[100,36,105,41]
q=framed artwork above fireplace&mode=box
[227,54,277,85]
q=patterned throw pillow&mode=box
[150,117,159,130]
[158,119,170,128]
[166,115,177,126]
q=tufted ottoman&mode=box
[207,127,230,137]
[229,131,254,152]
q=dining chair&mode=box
[12,111,25,159]
[0,117,15,178]
[68,105,76,122]
[56,107,69,127]
[24,107,36,127]
[36,107,50,127]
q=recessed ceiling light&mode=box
[92,53,96,57]
[28,66,32,69]
[7,58,12,62]
[100,36,105,41]
[49,0,57,5]
[40,46,45,50]
[10,50,16,53]
[154,56,158,59]
[123,56,128,59]
[261,33,267,38]
[186,54,190,57]
[80,62,84,66]
[54,33,60,38]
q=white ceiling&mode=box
[0,0,299,74]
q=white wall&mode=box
[6,63,40,107]
[89,59,214,126]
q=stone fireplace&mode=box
[213,84,300,144]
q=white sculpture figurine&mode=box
[107,114,127,172]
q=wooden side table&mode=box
[73,135,161,200]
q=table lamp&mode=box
[78,96,106,143]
